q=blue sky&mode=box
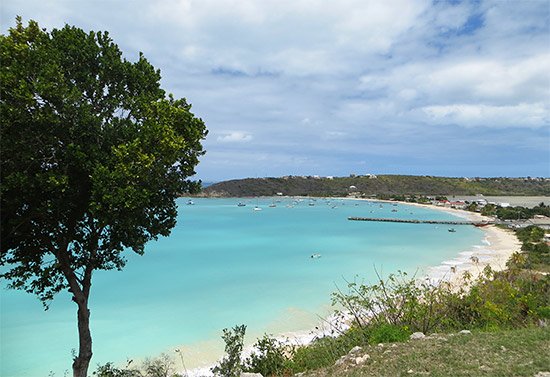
[2,0,549,181]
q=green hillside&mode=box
[202,175,550,197]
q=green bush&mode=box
[368,323,411,344]
[211,325,247,377]
[244,335,293,376]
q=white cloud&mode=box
[422,103,548,128]
[1,0,549,179]
[216,131,253,143]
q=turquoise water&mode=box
[0,198,483,376]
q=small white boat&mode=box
[187,200,194,205]
[237,202,246,207]
[253,206,262,211]
[448,228,456,233]
[310,253,321,259]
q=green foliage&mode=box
[495,206,550,220]
[517,226,546,243]
[141,354,175,377]
[244,335,293,376]
[1,15,207,302]
[332,271,459,334]
[93,362,141,377]
[93,354,176,377]
[291,332,358,372]
[0,16,207,377]
[506,226,550,272]
[211,325,247,377]
[332,267,549,336]
[368,323,411,344]
[203,175,550,197]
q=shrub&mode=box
[244,335,293,376]
[211,325,247,377]
[368,323,410,344]
[332,270,462,334]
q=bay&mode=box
[0,197,483,376]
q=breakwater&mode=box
[348,217,493,226]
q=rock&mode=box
[500,346,507,352]
[407,369,414,374]
[354,354,370,364]
[241,374,262,377]
[479,365,492,371]
[459,330,472,335]
[349,346,363,354]
[377,343,384,347]
[410,332,426,340]
[335,355,347,366]
[534,373,550,377]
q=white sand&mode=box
[399,202,521,287]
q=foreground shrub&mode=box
[244,335,293,376]
[331,270,463,334]
[368,323,411,344]
[93,354,175,377]
[211,324,247,377]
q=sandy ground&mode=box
[185,199,522,376]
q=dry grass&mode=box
[302,326,550,377]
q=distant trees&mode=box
[203,176,550,198]
[0,18,207,377]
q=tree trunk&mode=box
[72,299,93,377]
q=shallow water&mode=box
[0,198,483,376]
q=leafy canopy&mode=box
[0,17,207,305]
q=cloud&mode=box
[216,131,253,143]
[1,0,549,180]
[421,103,548,128]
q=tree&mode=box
[0,18,207,377]
[211,325,247,377]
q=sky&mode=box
[1,0,549,181]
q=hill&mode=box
[201,175,550,197]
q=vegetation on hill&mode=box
[202,175,550,198]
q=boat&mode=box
[474,222,490,227]
[237,202,246,207]
[448,228,456,233]
[187,200,194,205]
[253,206,262,211]
[310,253,321,259]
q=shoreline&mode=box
[184,198,521,376]
[354,198,520,285]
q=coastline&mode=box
[184,198,521,376]
[395,201,521,286]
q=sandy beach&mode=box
[185,199,522,376]
[400,201,521,286]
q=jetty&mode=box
[348,217,494,226]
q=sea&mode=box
[0,197,485,376]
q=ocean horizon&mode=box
[0,197,484,376]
